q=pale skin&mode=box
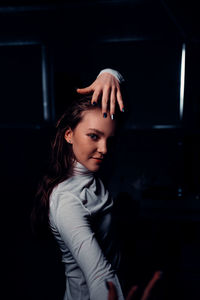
[64,107,116,172]
[77,72,124,118]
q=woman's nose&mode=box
[98,140,107,155]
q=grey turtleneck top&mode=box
[49,162,124,300]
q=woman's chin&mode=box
[86,160,102,172]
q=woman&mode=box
[31,94,124,300]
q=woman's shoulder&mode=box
[50,176,77,199]
[49,177,91,221]
[49,176,88,210]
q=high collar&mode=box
[72,161,94,176]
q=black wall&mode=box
[1,1,200,299]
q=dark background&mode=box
[1,1,200,299]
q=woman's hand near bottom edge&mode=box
[107,271,162,300]
[107,282,138,300]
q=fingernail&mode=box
[122,108,125,112]
[103,113,107,118]
[92,101,97,106]
[111,114,115,120]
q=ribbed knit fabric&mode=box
[49,162,124,300]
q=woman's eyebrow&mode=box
[88,128,104,136]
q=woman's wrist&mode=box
[98,68,124,84]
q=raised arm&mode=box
[77,69,124,118]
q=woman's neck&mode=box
[72,161,94,176]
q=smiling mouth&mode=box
[92,157,103,162]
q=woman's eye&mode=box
[88,134,99,140]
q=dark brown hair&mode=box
[31,95,101,237]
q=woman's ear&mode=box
[64,128,73,144]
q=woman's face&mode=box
[65,108,116,172]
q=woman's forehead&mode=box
[77,109,116,135]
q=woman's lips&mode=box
[92,157,103,162]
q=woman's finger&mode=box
[107,281,118,300]
[76,85,94,94]
[101,86,110,117]
[116,89,124,112]
[126,285,138,300]
[91,89,101,105]
[141,271,162,300]
[110,88,116,119]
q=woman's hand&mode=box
[77,72,124,118]
[141,271,162,300]
[107,271,162,300]
[107,282,138,300]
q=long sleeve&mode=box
[50,190,124,300]
[98,68,124,83]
